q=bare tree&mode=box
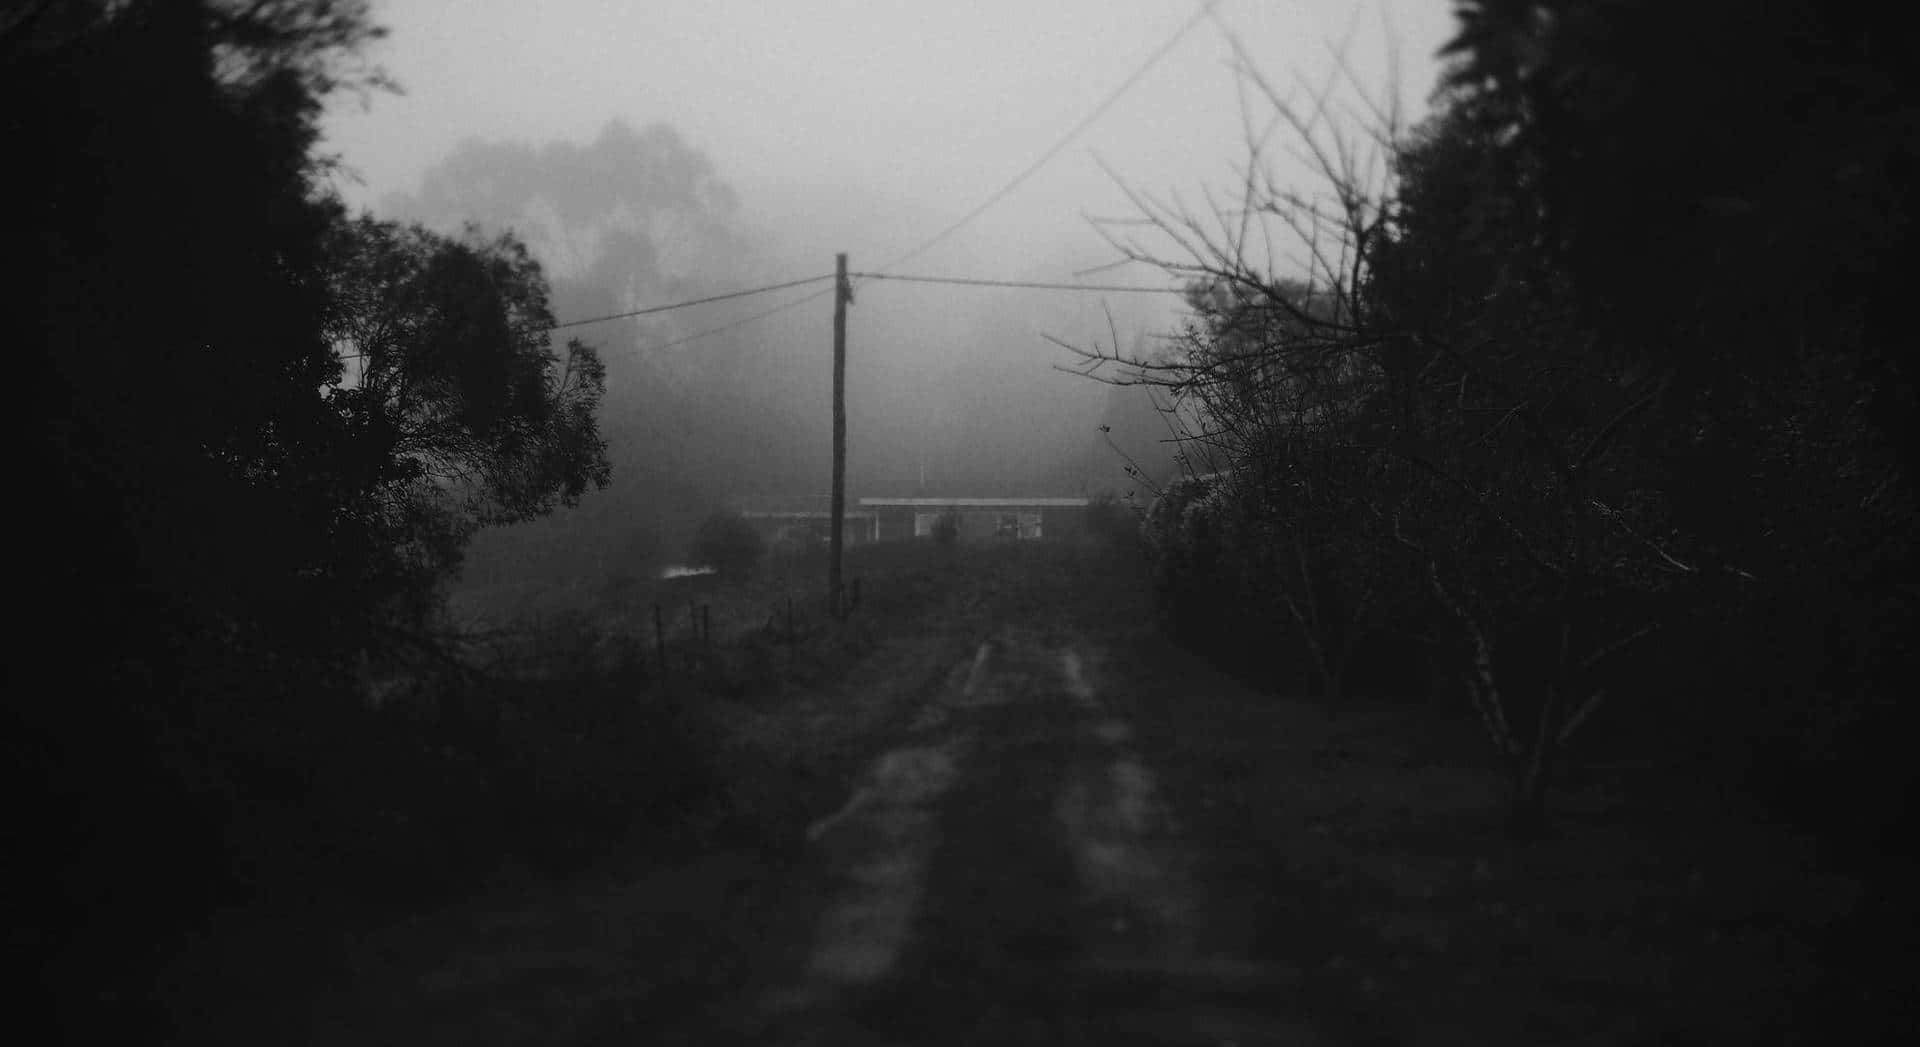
[1060,28,1701,836]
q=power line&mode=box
[875,0,1221,273]
[620,270,1183,356]
[553,1,1216,350]
[545,273,835,331]
[548,269,1183,355]
[630,284,837,353]
[851,272,1183,294]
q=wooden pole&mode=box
[829,252,851,620]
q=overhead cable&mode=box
[549,1,1215,347]
[874,0,1221,273]
[851,272,1182,294]
[628,285,838,353]
[544,273,835,331]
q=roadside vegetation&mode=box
[1058,7,1917,1035]
[1071,4,1917,857]
[1103,638,1896,1046]
[157,535,1150,1043]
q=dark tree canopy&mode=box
[1441,0,1920,443]
[380,120,771,587]
[10,0,385,1004]
[310,214,612,629]
[1432,7,1920,841]
[7,1,405,689]
[1068,0,1918,850]
[8,6,613,1027]
[323,217,611,520]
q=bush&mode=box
[1140,473,1320,682]
[689,511,765,575]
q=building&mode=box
[859,497,1090,542]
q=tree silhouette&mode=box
[9,6,616,1031]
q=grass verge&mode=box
[1094,634,1911,1045]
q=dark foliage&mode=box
[5,2,619,1033]
[1087,1,1919,848]
[1437,0,1920,845]
[12,0,371,937]
[380,119,759,589]
[320,214,611,620]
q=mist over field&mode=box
[357,115,1174,580]
[315,0,1452,581]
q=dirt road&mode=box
[745,626,1311,1045]
[219,621,1324,1046]
[200,547,1321,1046]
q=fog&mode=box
[318,0,1455,578]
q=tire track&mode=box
[758,631,1311,1045]
[759,641,993,1020]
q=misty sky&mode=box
[320,0,1458,502]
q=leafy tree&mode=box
[1440,0,1920,844]
[1367,109,1682,834]
[13,0,380,652]
[1068,33,1689,834]
[9,5,620,1032]
[1074,7,1917,847]
[1434,7,1918,1029]
[321,214,611,620]
[9,0,390,1030]
[381,122,771,586]
[1443,0,1920,454]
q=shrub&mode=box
[1140,473,1304,676]
[688,511,765,575]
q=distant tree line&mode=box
[1079,1,1917,843]
[8,0,612,1025]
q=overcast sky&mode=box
[319,0,1461,500]
[325,0,1453,280]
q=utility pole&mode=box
[829,253,851,619]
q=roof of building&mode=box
[737,510,874,519]
[858,497,1089,508]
